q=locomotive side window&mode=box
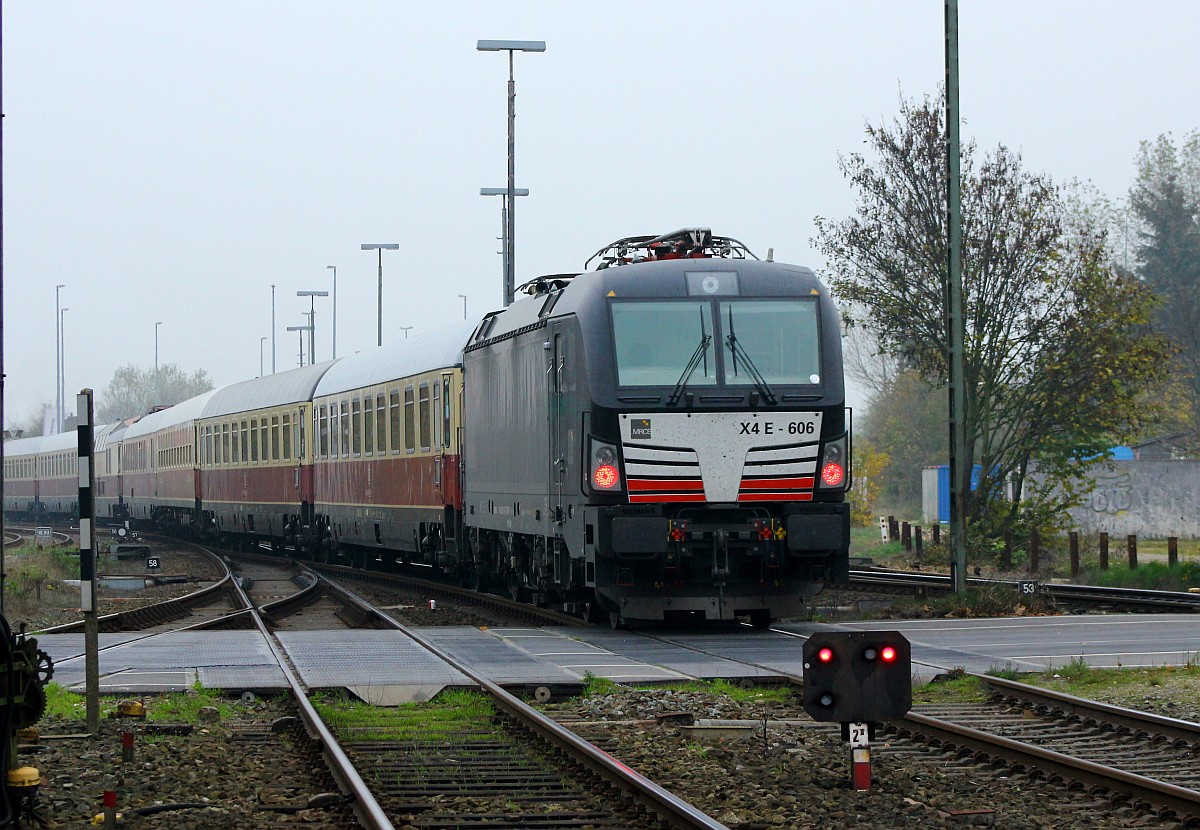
[389,390,401,453]
[404,387,416,453]
[611,301,717,387]
[419,382,431,451]
[720,299,821,385]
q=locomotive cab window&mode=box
[611,301,717,387]
[720,299,821,386]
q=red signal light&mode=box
[820,462,844,486]
[880,645,897,663]
[593,465,619,489]
[817,646,835,663]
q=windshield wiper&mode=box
[725,306,777,405]
[667,309,711,407]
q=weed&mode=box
[580,672,621,697]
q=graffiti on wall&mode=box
[1089,474,1131,514]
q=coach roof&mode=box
[201,362,336,420]
[123,389,219,439]
[313,320,476,398]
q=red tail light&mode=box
[880,645,897,663]
[817,646,835,663]
[593,465,619,489]
[820,462,844,486]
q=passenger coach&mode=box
[310,320,475,568]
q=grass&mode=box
[41,681,259,723]
[912,656,1200,705]
[311,688,497,741]
[577,672,794,704]
[1077,560,1200,592]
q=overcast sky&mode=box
[3,1,1198,430]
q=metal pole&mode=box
[945,0,968,593]
[308,305,315,367]
[154,321,162,407]
[377,248,383,347]
[1,44,7,610]
[327,265,337,359]
[260,336,266,377]
[60,308,68,421]
[77,389,100,732]
[271,284,277,374]
[459,294,467,320]
[506,49,516,306]
[55,284,65,431]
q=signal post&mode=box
[802,630,912,790]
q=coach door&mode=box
[549,325,568,528]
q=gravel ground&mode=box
[23,696,356,829]
[17,678,1196,830]
[541,685,1198,830]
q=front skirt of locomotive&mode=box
[587,502,850,623]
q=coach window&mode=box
[339,400,350,457]
[298,408,306,460]
[271,416,280,461]
[389,390,401,453]
[242,420,251,463]
[404,387,416,453]
[442,375,452,448]
[330,405,340,458]
[251,418,259,462]
[259,420,268,464]
[231,423,240,466]
[363,396,374,455]
[432,382,441,449]
[317,406,328,458]
[282,414,293,461]
[419,382,431,451]
[222,424,230,465]
[375,394,386,454]
[352,398,362,456]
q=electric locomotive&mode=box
[461,229,850,627]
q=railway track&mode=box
[888,674,1200,825]
[850,566,1200,612]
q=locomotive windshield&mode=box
[721,299,820,385]
[611,301,718,387]
[611,298,821,388]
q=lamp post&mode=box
[398,326,413,339]
[458,294,468,320]
[360,243,399,347]
[259,336,267,377]
[286,324,312,367]
[271,283,277,374]
[55,284,65,432]
[326,265,338,358]
[479,187,528,301]
[154,321,162,407]
[477,39,545,306]
[297,290,329,364]
[60,308,69,423]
